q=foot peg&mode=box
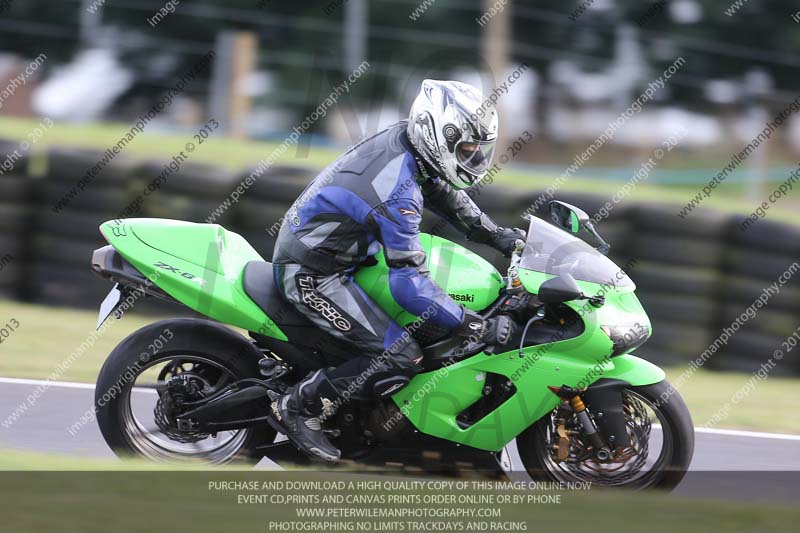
[259,358,289,379]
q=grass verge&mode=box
[0,451,796,533]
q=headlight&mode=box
[600,324,650,356]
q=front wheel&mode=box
[95,320,275,465]
[516,380,694,490]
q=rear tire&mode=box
[517,379,694,490]
[95,319,275,465]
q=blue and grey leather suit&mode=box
[272,121,510,396]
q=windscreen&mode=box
[519,217,633,288]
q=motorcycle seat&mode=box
[242,260,357,367]
[242,260,313,327]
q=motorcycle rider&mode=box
[269,80,523,462]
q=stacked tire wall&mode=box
[0,141,797,375]
[31,149,143,306]
[0,140,33,301]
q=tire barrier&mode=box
[0,140,30,177]
[134,160,237,224]
[0,173,33,300]
[644,320,714,366]
[631,203,728,240]
[727,214,800,257]
[632,261,719,298]
[234,165,318,260]
[0,139,798,375]
[0,175,32,203]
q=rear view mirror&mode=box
[537,274,583,304]
[548,201,611,256]
[549,201,589,235]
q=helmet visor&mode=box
[455,139,495,175]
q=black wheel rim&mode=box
[119,355,251,464]
[533,389,674,488]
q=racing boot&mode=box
[267,369,342,462]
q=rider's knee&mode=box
[372,340,422,398]
[392,339,424,374]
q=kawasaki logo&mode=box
[449,292,475,303]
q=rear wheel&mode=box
[95,320,275,465]
[516,380,694,490]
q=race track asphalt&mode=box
[0,377,798,504]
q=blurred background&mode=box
[0,0,799,427]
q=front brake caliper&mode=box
[555,419,571,462]
[549,385,612,462]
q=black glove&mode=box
[455,309,516,346]
[490,227,527,257]
[484,314,516,345]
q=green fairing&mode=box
[390,267,661,452]
[99,219,288,341]
[353,234,505,325]
[99,218,664,453]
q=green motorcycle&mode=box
[91,201,693,489]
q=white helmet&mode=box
[407,79,498,190]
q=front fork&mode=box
[548,385,614,462]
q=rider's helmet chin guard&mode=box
[407,80,499,190]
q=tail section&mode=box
[96,218,287,340]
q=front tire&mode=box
[517,379,694,490]
[95,319,276,465]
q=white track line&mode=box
[0,376,154,393]
[694,427,800,441]
[1,376,799,441]
[0,376,96,390]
